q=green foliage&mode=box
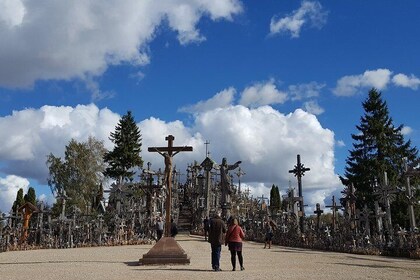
[342,88,419,226]
[270,184,281,213]
[103,111,143,182]
[46,136,107,217]
[12,188,25,212]
[24,187,36,205]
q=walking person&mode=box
[208,212,226,271]
[155,217,164,241]
[263,220,273,249]
[225,217,245,271]
[203,216,209,241]
[170,218,178,238]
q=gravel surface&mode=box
[0,234,419,280]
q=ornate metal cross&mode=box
[288,154,310,234]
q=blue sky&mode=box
[1,0,419,213]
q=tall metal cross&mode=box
[204,140,210,157]
[288,154,310,233]
[148,135,193,237]
[235,167,246,194]
[373,172,400,239]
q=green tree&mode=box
[24,187,37,205]
[270,184,281,214]
[341,88,418,226]
[47,136,107,216]
[103,111,143,182]
[12,188,25,212]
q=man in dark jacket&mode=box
[208,212,226,271]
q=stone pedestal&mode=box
[139,237,190,265]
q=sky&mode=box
[1,0,420,214]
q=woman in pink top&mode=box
[225,217,245,271]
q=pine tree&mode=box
[103,111,143,182]
[270,184,281,214]
[25,187,37,205]
[12,188,25,212]
[341,88,418,226]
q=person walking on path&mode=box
[203,216,210,241]
[155,217,164,241]
[263,221,273,249]
[225,217,245,271]
[170,218,178,238]
[208,212,226,271]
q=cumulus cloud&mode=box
[0,102,341,213]
[0,0,243,88]
[269,1,328,38]
[392,73,420,90]
[239,79,288,107]
[0,104,120,183]
[0,0,26,27]
[303,100,324,115]
[178,87,236,114]
[0,175,30,213]
[333,69,392,96]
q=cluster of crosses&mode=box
[1,137,418,255]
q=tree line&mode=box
[8,88,420,229]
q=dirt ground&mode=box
[0,234,419,280]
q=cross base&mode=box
[139,237,190,265]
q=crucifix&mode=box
[313,203,324,232]
[359,203,373,237]
[148,135,193,237]
[289,154,310,234]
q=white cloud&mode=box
[0,104,120,182]
[269,1,327,38]
[392,73,420,90]
[37,193,56,208]
[239,80,288,107]
[0,0,26,27]
[0,175,30,213]
[0,0,243,88]
[336,140,345,147]
[178,87,236,114]
[401,126,413,136]
[303,100,324,115]
[333,68,392,96]
[0,102,341,214]
[289,81,325,101]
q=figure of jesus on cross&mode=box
[148,135,193,237]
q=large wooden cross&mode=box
[148,135,193,237]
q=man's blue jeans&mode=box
[211,244,222,269]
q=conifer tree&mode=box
[270,184,281,213]
[24,187,36,206]
[103,111,143,182]
[341,88,418,226]
[12,188,25,212]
